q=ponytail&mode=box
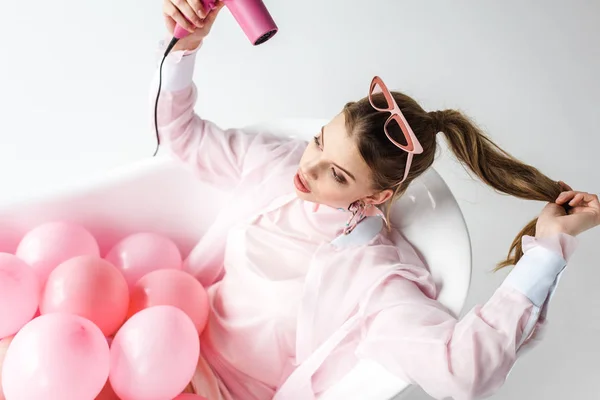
[431,110,563,269]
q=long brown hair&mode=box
[343,92,563,269]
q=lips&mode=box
[294,171,311,193]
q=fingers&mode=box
[163,0,201,32]
[556,190,577,205]
[187,0,208,18]
[571,192,598,206]
[164,1,196,32]
[556,190,582,205]
[558,180,573,191]
[556,190,599,206]
[179,0,206,26]
[163,14,176,34]
[205,1,225,24]
[569,192,585,206]
[549,190,600,236]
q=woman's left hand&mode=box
[536,181,600,238]
[163,0,225,51]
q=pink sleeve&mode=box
[356,280,531,400]
[356,235,575,400]
[155,85,254,189]
[522,232,578,262]
[151,48,280,190]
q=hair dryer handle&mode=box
[173,24,191,39]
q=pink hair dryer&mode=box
[173,0,278,45]
[154,0,278,156]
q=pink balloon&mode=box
[0,336,14,400]
[40,256,129,337]
[0,253,40,339]
[129,269,209,334]
[2,314,109,400]
[173,395,207,400]
[105,233,182,288]
[16,221,100,285]
[110,306,200,400]
[0,336,12,362]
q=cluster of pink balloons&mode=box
[0,221,210,400]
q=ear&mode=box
[364,189,394,206]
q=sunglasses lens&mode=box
[386,118,408,147]
[370,82,394,111]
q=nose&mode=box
[306,166,319,181]
[304,158,320,181]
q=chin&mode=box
[295,188,313,201]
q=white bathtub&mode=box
[0,119,471,399]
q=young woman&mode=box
[152,1,600,400]
[2,2,595,400]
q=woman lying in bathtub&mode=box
[154,1,600,399]
[2,1,596,399]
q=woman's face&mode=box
[295,113,391,209]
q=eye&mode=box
[331,168,346,184]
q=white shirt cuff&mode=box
[501,246,567,308]
[156,39,201,92]
[159,50,198,92]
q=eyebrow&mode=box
[321,126,356,181]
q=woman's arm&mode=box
[151,49,258,189]
[353,234,575,400]
[153,0,270,190]
[317,190,598,400]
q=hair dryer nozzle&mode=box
[225,0,278,45]
[172,0,277,45]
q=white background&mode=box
[0,1,598,399]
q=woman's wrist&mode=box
[173,38,203,52]
[535,219,569,239]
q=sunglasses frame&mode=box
[368,76,424,184]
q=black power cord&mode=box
[153,37,180,156]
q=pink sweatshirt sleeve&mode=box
[151,44,260,189]
[356,234,577,400]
